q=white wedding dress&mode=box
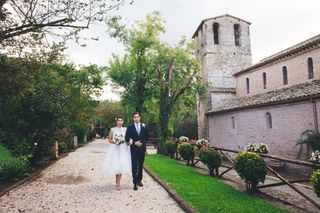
[101,127,131,175]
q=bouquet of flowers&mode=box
[114,133,126,145]
[244,143,269,153]
[310,150,320,162]
[179,136,189,143]
[196,138,209,146]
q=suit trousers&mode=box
[131,148,145,185]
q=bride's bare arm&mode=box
[108,130,114,144]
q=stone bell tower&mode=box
[193,14,252,138]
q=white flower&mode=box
[34,142,38,146]
[244,143,269,153]
[196,138,209,145]
[310,150,320,162]
[179,136,189,142]
[141,123,145,127]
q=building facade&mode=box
[194,15,320,174]
[193,14,252,138]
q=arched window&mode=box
[262,72,267,89]
[246,77,250,93]
[213,23,219,45]
[266,112,272,129]
[234,24,240,46]
[231,116,235,129]
[308,57,314,79]
[282,66,288,85]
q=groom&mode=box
[125,111,148,190]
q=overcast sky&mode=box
[65,0,320,100]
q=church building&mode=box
[194,14,320,172]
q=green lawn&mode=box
[0,144,12,161]
[145,154,288,213]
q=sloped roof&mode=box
[192,14,251,38]
[234,34,320,77]
[206,79,320,115]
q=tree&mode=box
[95,100,124,128]
[107,13,206,152]
[154,40,205,152]
[0,0,132,54]
[107,12,165,112]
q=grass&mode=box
[145,154,288,213]
[0,144,12,161]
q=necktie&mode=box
[136,123,140,134]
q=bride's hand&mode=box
[129,138,133,145]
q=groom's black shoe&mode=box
[133,185,138,190]
[138,182,143,187]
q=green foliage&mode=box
[0,144,12,161]
[0,158,29,181]
[174,116,198,139]
[145,154,287,213]
[11,139,35,163]
[178,142,195,165]
[234,152,267,193]
[107,13,206,151]
[95,101,124,129]
[163,141,177,158]
[199,148,222,176]
[296,130,320,151]
[58,141,68,153]
[311,169,320,197]
[70,122,86,143]
[0,56,104,163]
[88,128,97,141]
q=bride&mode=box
[101,115,131,190]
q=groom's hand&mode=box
[135,141,142,147]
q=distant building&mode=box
[194,14,320,174]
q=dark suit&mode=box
[125,123,148,185]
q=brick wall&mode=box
[236,48,320,97]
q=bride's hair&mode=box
[115,115,124,121]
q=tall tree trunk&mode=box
[158,85,171,153]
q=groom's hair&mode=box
[132,111,141,117]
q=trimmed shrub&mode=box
[178,142,195,165]
[199,148,222,176]
[164,141,177,158]
[311,169,320,197]
[0,158,29,181]
[234,152,267,193]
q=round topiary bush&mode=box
[234,151,267,193]
[178,142,195,165]
[311,169,320,198]
[199,148,222,176]
[164,141,177,158]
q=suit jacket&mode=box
[125,123,148,153]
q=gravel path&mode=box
[0,139,183,213]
